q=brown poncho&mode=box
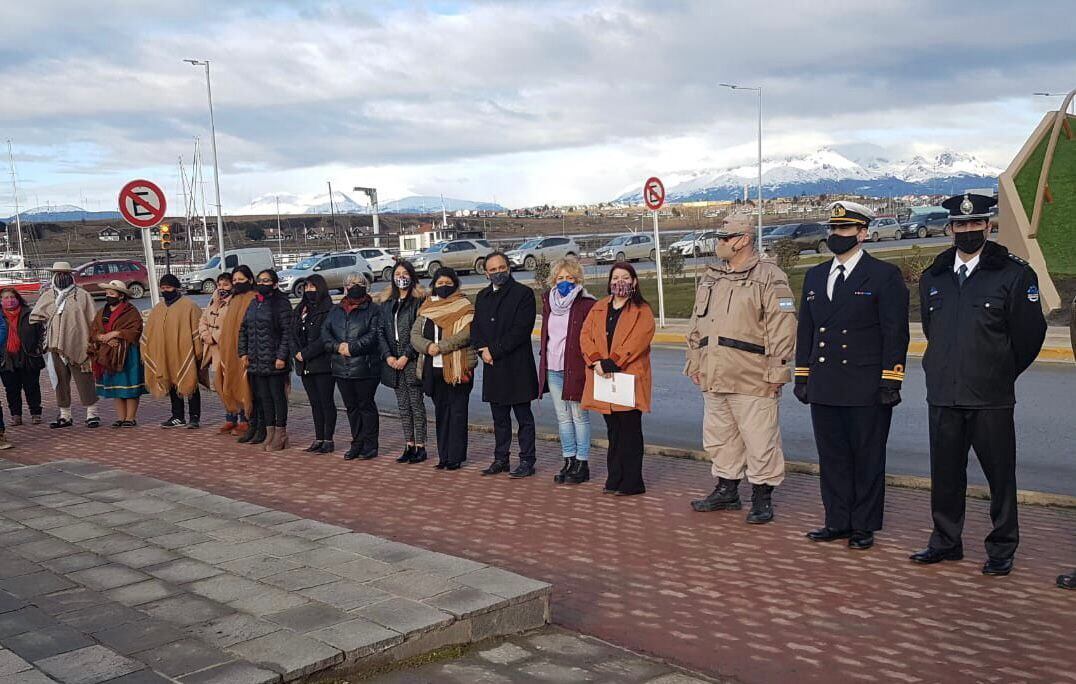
[216,290,254,415]
[141,296,204,399]
[87,301,143,379]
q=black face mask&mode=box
[954,229,986,254]
[53,274,74,289]
[105,296,122,307]
[489,271,511,288]
[161,290,180,304]
[217,288,232,299]
[232,281,251,295]
[434,285,457,299]
[826,234,860,256]
[346,285,366,300]
[303,290,319,303]
[256,284,275,297]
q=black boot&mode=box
[481,459,510,476]
[746,484,775,524]
[564,460,590,485]
[410,446,427,463]
[248,424,268,445]
[553,458,574,484]
[691,478,741,512]
[396,444,416,463]
[237,421,258,443]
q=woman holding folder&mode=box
[580,262,655,496]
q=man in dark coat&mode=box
[794,201,910,551]
[910,193,1047,577]
[472,251,540,478]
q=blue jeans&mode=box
[546,370,590,461]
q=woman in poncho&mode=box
[88,280,146,427]
[216,266,258,442]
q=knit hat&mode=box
[159,274,182,289]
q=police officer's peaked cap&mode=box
[942,193,996,222]
[826,201,875,227]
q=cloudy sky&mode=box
[1,0,1072,212]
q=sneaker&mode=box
[49,417,73,429]
[161,417,186,429]
[85,417,101,428]
[31,415,42,425]
[186,420,200,429]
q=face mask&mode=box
[346,285,366,300]
[954,229,986,254]
[555,281,575,297]
[434,285,457,299]
[53,274,74,289]
[161,290,180,303]
[256,284,275,297]
[303,290,319,302]
[1,299,18,310]
[489,271,511,288]
[826,233,860,256]
[610,280,634,298]
[217,288,232,299]
[394,276,412,290]
[105,296,122,307]
[232,281,252,295]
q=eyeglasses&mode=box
[718,234,744,242]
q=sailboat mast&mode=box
[179,155,195,263]
[195,138,211,261]
[327,181,339,251]
[6,141,24,259]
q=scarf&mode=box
[4,307,20,355]
[54,283,75,315]
[340,294,371,314]
[142,297,203,399]
[88,301,142,380]
[217,290,255,414]
[549,285,585,317]
[419,293,474,385]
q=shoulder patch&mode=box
[1027,284,1040,303]
[778,297,796,312]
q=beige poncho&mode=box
[141,297,204,398]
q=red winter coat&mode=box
[537,289,596,402]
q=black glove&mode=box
[793,383,809,405]
[600,359,621,374]
[878,388,902,407]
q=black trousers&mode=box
[928,405,1019,560]
[251,374,288,427]
[810,403,892,532]
[490,402,536,465]
[336,377,379,455]
[1,366,42,417]
[431,370,472,466]
[602,410,645,495]
[301,373,337,441]
[169,388,201,422]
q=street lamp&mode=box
[1033,92,1075,115]
[720,83,763,251]
[184,59,227,267]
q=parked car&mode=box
[760,222,829,254]
[506,236,580,271]
[411,238,494,276]
[868,217,903,242]
[74,259,149,299]
[594,234,657,264]
[181,248,275,294]
[277,252,374,297]
[351,247,397,281]
[900,211,950,239]
[670,231,719,257]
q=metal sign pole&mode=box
[141,227,160,305]
[652,209,665,328]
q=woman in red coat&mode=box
[538,258,597,485]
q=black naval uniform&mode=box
[795,251,910,533]
[919,239,1046,561]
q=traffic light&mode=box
[159,224,172,250]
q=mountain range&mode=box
[2,205,122,223]
[233,192,505,216]
[615,145,1002,203]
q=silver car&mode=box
[506,236,581,271]
[670,231,719,257]
[277,252,374,297]
[412,239,494,276]
[594,233,657,264]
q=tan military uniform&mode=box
[684,255,797,486]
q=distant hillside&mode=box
[4,205,122,223]
[233,193,505,216]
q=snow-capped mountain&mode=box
[615,147,1002,203]
[379,196,505,214]
[233,193,504,216]
[4,205,121,222]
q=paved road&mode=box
[373,345,1076,496]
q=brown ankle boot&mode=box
[268,427,288,452]
[218,421,236,434]
[261,426,277,452]
[232,421,249,436]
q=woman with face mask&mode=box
[322,271,382,461]
[411,267,477,470]
[538,257,597,485]
[291,273,336,453]
[0,288,45,429]
[375,260,428,463]
[580,262,656,496]
[218,266,260,442]
[87,281,146,427]
[238,268,293,451]
[198,272,248,434]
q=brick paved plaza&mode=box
[1,389,1073,683]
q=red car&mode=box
[74,259,149,298]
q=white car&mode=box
[594,233,656,264]
[506,236,581,271]
[670,231,719,257]
[352,247,397,281]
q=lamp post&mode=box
[184,59,227,267]
[720,83,763,251]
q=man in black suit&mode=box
[794,201,910,550]
[909,193,1046,576]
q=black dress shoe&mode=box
[909,547,964,564]
[318,440,335,454]
[848,531,874,550]
[343,448,361,461]
[434,462,447,470]
[806,527,852,542]
[304,440,323,453]
[508,464,535,479]
[982,557,1014,576]
[1057,571,1076,590]
[409,446,427,463]
[481,460,510,476]
[445,462,462,471]
[358,451,379,461]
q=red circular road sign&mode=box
[118,179,167,229]
[643,176,665,210]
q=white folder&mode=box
[593,372,636,408]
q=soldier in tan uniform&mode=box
[684,214,798,523]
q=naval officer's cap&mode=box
[942,193,997,222]
[825,201,875,227]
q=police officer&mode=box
[685,213,797,524]
[909,193,1047,575]
[794,201,909,550]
